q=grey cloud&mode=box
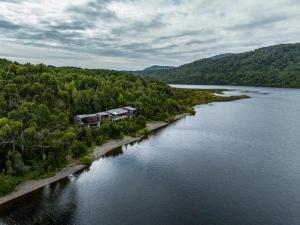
[155,30,205,42]
[111,18,165,36]
[121,43,179,55]
[0,51,85,60]
[185,38,219,46]
[229,15,287,30]
[0,0,299,70]
[45,21,90,31]
[12,28,82,46]
[0,19,20,30]
[67,1,117,22]
[0,0,23,2]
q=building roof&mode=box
[75,114,98,119]
[75,114,88,119]
[107,108,128,115]
[122,106,136,111]
[75,106,136,119]
[97,112,110,116]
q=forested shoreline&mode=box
[0,58,247,196]
[137,43,300,88]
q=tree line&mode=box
[0,59,247,195]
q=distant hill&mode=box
[141,43,300,88]
[131,65,174,77]
[144,65,174,71]
[208,53,234,60]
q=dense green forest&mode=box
[137,43,300,88]
[0,58,246,196]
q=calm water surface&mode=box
[1,85,300,225]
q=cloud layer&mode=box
[0,0,299,70]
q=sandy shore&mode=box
[0,113,189,207]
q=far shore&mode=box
[0,113,189,207]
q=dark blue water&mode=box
[1,85,300,225]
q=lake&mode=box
[1,85,300,225]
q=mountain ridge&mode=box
[138,43,300,88]
[143,65,174,71]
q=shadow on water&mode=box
[0,122,179,217]
[103,121,185,159]
[103,146,124,158]
[103,135,154,158]
[239,89,270,94]
[0,122,179,224]
[0,178,77,225]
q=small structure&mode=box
[96,112,111,123]
[74,106,137,127]
[74,114,99,127]
[107,108,130,121]
[122,106,137,116]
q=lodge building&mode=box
[74,107,137,127]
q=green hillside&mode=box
[140,43,300,88]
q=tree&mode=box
[0,118,22,152]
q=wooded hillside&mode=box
[138,43,300,88]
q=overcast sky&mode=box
[0,0,299,70]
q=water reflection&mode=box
[103,146,123,158]
[0,178,77,225]
[103,132,166,159]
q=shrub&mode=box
[77,127,93,147]
[94,135,105,145]
[136,115,146,127]
[80,155,92,165]
[137,128,148,135]
[71,141,88,158]
[101,123,123,139]
[32,160,46,177]
[0,174,18,196]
